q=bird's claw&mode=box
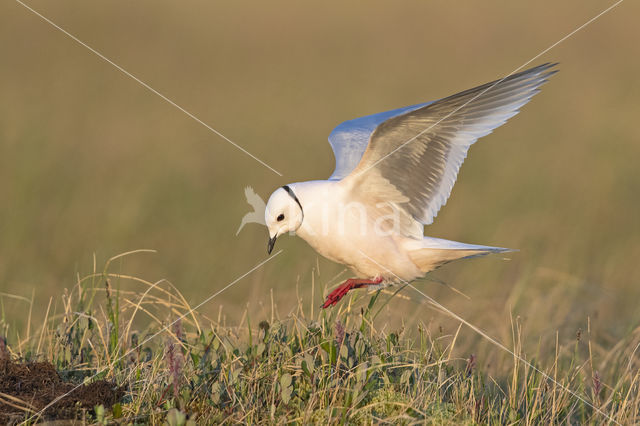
[320,277,383,309]
[321,282,353,309]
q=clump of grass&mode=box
[0,251,639,424]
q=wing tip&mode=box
[526,62,560,74]
[503,62,559,88]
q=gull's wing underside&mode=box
[327,102,432,180]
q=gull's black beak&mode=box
[267,235,277,255]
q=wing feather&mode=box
[345,63,557,231]
[327,102,431,180]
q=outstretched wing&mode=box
[327,102,432,180]
[345,63,557,229]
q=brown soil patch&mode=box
[0,358,124,424]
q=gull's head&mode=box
[265,186,303,254]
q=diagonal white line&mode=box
[15,0,283,177]
[356,249,620,425]
[353,0,624,178]
[21,250,283,425]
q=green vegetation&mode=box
[1,253,638,424]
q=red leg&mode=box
[321,277,383,309]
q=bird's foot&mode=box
[321,277,383,309]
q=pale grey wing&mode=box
[327,102,432,180]
[347,63,557,226]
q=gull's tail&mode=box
[406,236,514,273]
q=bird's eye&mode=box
[277,214,285,222]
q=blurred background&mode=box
[1,1,638,361]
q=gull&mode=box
[264,63,557,308]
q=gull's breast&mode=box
[296,202,422,282]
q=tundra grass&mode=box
[1,252,639,424]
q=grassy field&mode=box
[1,254,639,423]
[1,0,640,423]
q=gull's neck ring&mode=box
[281,185,304,222]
